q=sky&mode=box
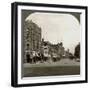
[25,12,80,54]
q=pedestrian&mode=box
[26,52,30,63]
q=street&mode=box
[22,58,80,77]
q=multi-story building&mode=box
[24,20,41,62]
[41,39,50,57]
[41,40,65,60]
[58,42,65,58]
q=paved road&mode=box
[24,58,80,67]
[22,58,80,77]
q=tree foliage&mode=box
[74,43,80,58]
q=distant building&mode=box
[58,42,65,57]
[41,39,50,57]
[41,40,65,59]
[65,49,70,58]
[24,20,41,62]
[49,44,58,56]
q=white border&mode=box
[18,5,86,84]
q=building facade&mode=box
[24,20,41,62]
[41,40,65,60]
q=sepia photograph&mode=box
[11,2,87,87]
[22,10,81,77]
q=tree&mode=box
[74,43,80,58]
